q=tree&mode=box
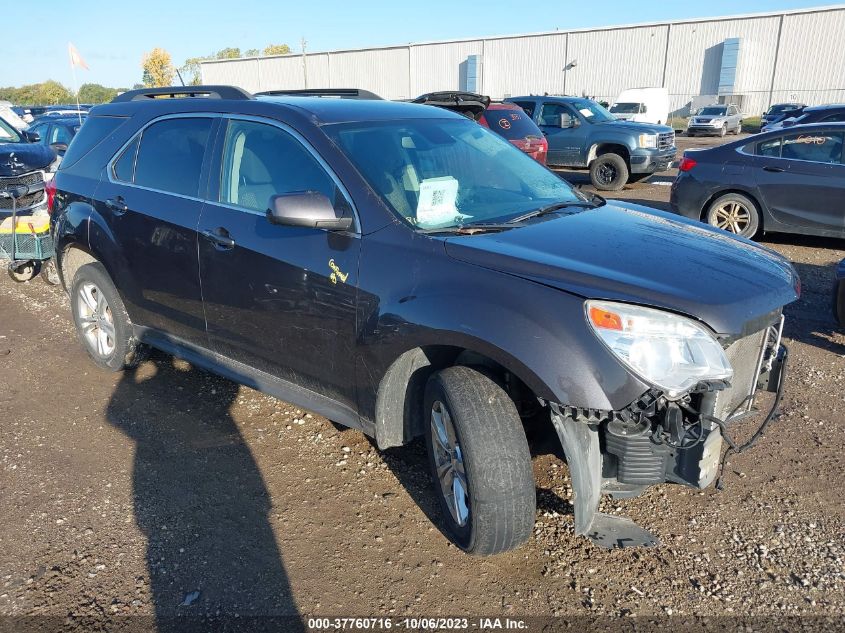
[179,56,209,86]
[215,47,241,60]
[263,44,290,56]
[244,48,260,57]
[77,83,120,104]
[36,81,73,105]
[141,48,175,88]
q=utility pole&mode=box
[301,37,308,89]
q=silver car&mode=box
[686,104,743,137]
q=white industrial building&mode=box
[201,4,845,116]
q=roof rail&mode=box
[111,85,254,103]
[255,88,383,100]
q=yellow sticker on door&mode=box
[328,259,349,285]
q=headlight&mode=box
[638,133,657,148]
[585,300,733,398]
[43,156,62,181]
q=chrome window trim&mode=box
[215,114,360,232]
[106,112,221,203]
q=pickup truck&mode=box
[506,96,676,190]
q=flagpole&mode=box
[69,42,82,125]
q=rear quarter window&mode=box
[59,116,128,170]
[482,109,542,140]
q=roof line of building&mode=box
[199,3,845,65]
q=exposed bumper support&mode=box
[549,407,659,549]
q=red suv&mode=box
[412,92,548,165]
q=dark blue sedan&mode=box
[670,122,845,238]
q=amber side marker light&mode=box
[589,306,623,331]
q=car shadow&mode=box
[105,351,304,632]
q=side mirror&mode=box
[559,113,576,128]
[23,130,40,143]
[50,142,68,154]
[267,191,353,231]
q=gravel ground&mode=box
[1,134,843,631]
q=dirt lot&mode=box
[1,134,844,631]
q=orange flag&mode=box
[68,42,89,70]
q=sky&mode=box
[0,0,839,89]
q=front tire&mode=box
[705,192,760,238]
[71,262,145,371]
[589,153,629,191]
[834,279,845,329]
[719,124,727,137]
[423,366,535,556]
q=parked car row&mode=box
[40,85,796,557]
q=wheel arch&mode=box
[700,188,765,232]
[373,340,552,450]
[588,142,631,168]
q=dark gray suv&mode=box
[51,86,797,555]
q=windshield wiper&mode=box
[507,194,605,224]
[417,222,517,235]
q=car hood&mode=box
[0,142,55,176]
[598,119,673,135]
[444,202,799,335]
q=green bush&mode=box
[742,116,761,133]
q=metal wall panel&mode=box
[663,16,781,115]
[328,48,411,100]
[564,25,669,103]
[482,33,567,98]
[200,7,845,116]
[774,10,845,106]
[409,40,483,96]
[256,55,306,91]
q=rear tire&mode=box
[705,192,760,238]
[589,153,629,191]
[423,366,535,556]
[70,262,145,371]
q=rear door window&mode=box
[134,117,213,197]
[781,132,843,164]
[483,108,541,140]
[757,137,782,157]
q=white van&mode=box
[609,88,669,125]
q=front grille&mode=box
[0,171,46,211]
[713,329,768,420]
[658,131,675,150]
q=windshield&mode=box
[699,107,727,116]
[0,117,22,143]
[326,118,579,230]
[609,102,641,114]
[569,99,616,123]
[768,104,800,114]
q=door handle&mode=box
[763,165,785,173]
[105,196,128,216]
[202,228,235,250]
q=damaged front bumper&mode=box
[549,318,788,549]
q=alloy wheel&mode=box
[430,400,470,527]
[77,282,116,358]
[596,163,617,186]
[711,201,751,234]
